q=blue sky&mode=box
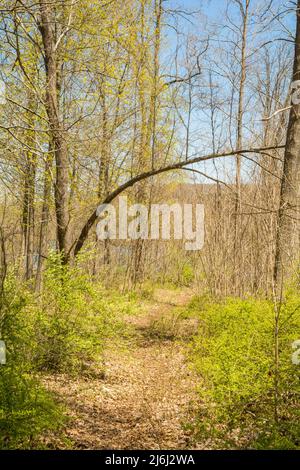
[163,0,296,183]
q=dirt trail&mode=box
[44,288,200,449]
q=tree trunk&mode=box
[98,91,111,266]
[35,145,53,291]
[39,0,70,261]
[22,149,36,280]
[233,0,249,295]
[274,0,300,288]
[22,88,37,281]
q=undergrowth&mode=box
[0,253,136,448]
[186,294,300,449]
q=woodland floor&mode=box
[42,288,206,450]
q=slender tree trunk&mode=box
[39,0,70,261]
[131,0,149,285]
[233,0,249,294]
[98,91,110,266]
[35,146,53,291]
[22,150,36,280]
[150,0,162,168]
[0,227,7,301]
[22,87,37,281]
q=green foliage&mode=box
[0,254,135,448]
[181,263,194,286]
[137,284,155,301]
[0,275,64,449]
[185,293,213,316]
[166,262,194,287]
[0,368,63,449]
[33,253,130,374]
[188,295,300,448]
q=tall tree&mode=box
[274,0,300,289]
[39,0,70,260]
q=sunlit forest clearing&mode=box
[0,0,300,450]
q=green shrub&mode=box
[32,253,126,374]
[0,275,64,449]
[0,367,64,449]
[137,283,155,301]
[0,254,140,448]
[189,295,300,448]
[181,263,194,286]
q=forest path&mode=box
[44,288,201,449]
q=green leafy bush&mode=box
[0,255,133,448]
[0,367,63,449]
[181,263,194,286]
[188,295,300,448]
[32,253,127,374]
[0,276,64,449]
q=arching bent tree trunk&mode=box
[39,0,70,262]
[71,144,285,259]
[274,0,300,289]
